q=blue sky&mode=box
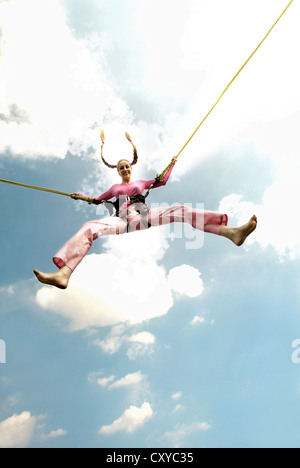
[1,0,300,448]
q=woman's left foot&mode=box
[232,215,257,246]
[33,268,71,289]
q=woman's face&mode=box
[118,160,132,183]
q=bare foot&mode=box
[33,266,72,289]
[220,215,257,246]
[232,215,257,246]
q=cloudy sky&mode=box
[1,0,300,448]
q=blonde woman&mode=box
[34,131,257,289]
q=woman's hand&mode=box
[171,156,178,164]
[71,193,94,204]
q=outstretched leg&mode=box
[219,215,257,246]
[34,216,127,289]
[147,205,257,245]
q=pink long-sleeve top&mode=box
[80,162,175,213]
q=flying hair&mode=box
[100,129,138,169]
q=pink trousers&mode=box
[53,205,228,271]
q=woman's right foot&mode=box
[33,267,71,289]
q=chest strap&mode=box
[93,194,148,217]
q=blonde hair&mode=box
[100,129,138,169]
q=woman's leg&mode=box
[147,205,257,245]
[34,216,127,289]
[147,205,228,233]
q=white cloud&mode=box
[88,371,116,387]
[94,327,157,363]
[171,392,185,413]
[97,325,127,355]
[190,316,205,326]
[0,285,15,296]
[36,225,205,333]
[0,411,42,448]
[108,371,145,390]
[137,0,196,104]
[171,391,182,401]
[129,332,156,345]
[90,371,148,405]
[0,394,19,414]
[102,226,169,264]
[0,0,131,160]
[35,226,207,350]
[168,265,204,298]
[127,332,156,361]
[99,402,153,435]
[36,254,173,331]
[237,112,300,179]
[41,429,67,440]
[135,0,300,178]
[96,326,157,360]
[172,404,186,414]
[219,173,300,259]
[126,345,153,361]
[96,376,115,388]
[163,422,211,448]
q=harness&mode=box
[92,178,160,227]
[93,193,146,213]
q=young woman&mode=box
[34,133,257,289]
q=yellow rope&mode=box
[157,0,294,180]
[0,178,93,203]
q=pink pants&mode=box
[53,205,228,271]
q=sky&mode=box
[0,0,300,448]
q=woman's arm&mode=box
[142,157,177,190]
[92,186,116,204]
[71,186,116,204]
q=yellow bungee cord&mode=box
[0,0,294,198]
[0,178,93,203]
[156,0,294,181]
